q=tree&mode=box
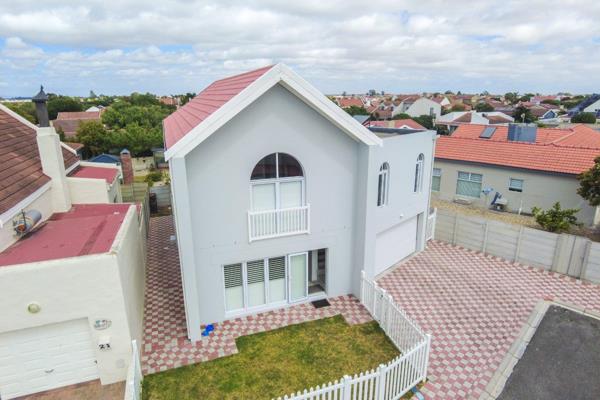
[411,115,434,129]
[112,124,163,156]
[343,105,368,116]
[519,93,534,102]
[571,112,597,124]
[450,104,466,112]
[179,92,196,106]
[444,90,454,95]
[504,92,519,104]
[47,95,83,120]
[101,102,172,130]
[75,120,110,155]
[531,202,580,233]
[541,99,560,106]
[577,155,600,206]
[513,105,536,123]
[475,102,494,112]
[392,113,411,120]
[2,101,37,123]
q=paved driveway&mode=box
[377,241,600,399]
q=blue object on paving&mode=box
[201,324,214,336]
[411,386,425,400]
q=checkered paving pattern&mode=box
[142,216,372,375]
[377,240,600,399]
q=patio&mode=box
[142,216,372,375]
[143,216,600,398]
[379,240,600,399]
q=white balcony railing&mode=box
[248,205,310,242]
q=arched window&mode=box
[414,154,424,193]
[377,162,390,206]
[250,153,304,211]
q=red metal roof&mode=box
[69,165,118,184]
[436,124,600,175]
[163,65,274,149]
[0,203,132,267]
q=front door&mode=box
[288,252,308,302]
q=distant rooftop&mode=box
[0,203,132,267]
[69,165,118,184]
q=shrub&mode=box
[571,112,597,124]
[145,170,163,186]
[531,202,581,233]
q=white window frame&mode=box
[456,171,483,198]
[223,256,289,316]
[287,251,309,303]
[414,154,425,193]
[250,153,305,211]
[508,177,524,192]
[432,168,442,192]
[378,162,390,207]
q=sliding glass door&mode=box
[288,252,308,302]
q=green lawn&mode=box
[142,315,399,400]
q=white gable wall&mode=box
[170,84,436,340]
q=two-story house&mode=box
[164,64,436,341]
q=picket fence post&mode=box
[376,363,387,400]
[423,334,432,382]
[342,375,352,400]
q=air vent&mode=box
[269,257,286,281]
[224,264,243,288]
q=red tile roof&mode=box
[437,124,600,175]
[69,165,118,184]
[163,65,274,149]
[0,203,131,267]
[56,111,101,120]
[368,119,426,130]
[338,97,364,108]
[53,111,101,137]
[0,108,79,215]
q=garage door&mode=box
[375,216,418,275]
[0,319,98,399]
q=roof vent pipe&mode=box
[32,85,50,127]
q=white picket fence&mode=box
[124,340,143,400]
[275,273,431,400]
[426,208,437,241]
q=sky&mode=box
[0,0,599,97]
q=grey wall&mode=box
[184,84,361,325]
[434,209,600,283]
[174,83,436,330]
[433,159,598,226]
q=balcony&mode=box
[248,205,310,242]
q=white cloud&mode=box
[0,0,599,96]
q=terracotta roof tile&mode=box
[368,119,426,130]
[437,124,600,175]
[163,65,274,149]
[0,108,79,215]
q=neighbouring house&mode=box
[64,141,85,157]
[436,111,514,133]
[159,96,179,107]
[336,97,364,109]
[568,94,600,117]
[394,96,441,118]
[366,119,427,130]
[432,123,600,225]
[163,64,436,341]
[52,110,102,138]
[0,92,145,399]
[86,105,105,112]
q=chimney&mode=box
[32,86,72,212]
[120,149,134,184]
[32,85,50,127]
